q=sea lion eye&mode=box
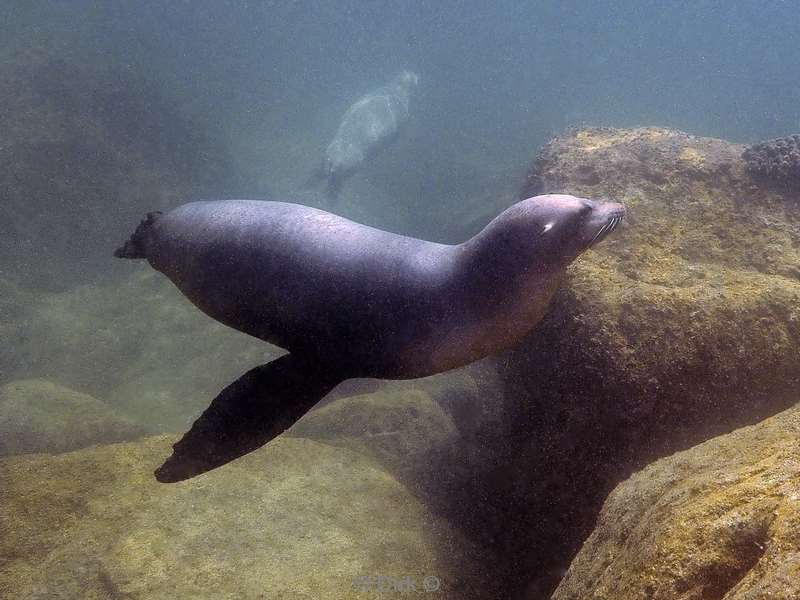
[579,203,593,217]
[542,221,555,233]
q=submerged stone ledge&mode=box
[552,402,800,599]
[0,435,486,599]
[457,126,800,597]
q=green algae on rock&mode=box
[0,435,485,600]
[552,401,800,600]
[0,379,146,456]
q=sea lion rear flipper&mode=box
[325,174,343,202]
[154,353,342,483]
[114,211,162,259]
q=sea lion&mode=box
[309,70,419,200]
[115,194,625,482]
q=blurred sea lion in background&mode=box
[308,70,419,201]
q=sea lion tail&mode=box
[114,211,162,259]
[154,353,344,483]
[325,174,343,202]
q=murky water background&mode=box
[2,2,800,599]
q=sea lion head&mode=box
[519,194,625,266]
[436,194,625,373]
[470,194,625,276]
[396,70,420,90]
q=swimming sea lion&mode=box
[115,194,625,482]
[309,70,419,200]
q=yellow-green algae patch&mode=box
[0,435,483,599]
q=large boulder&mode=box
[0,379,146,455]
[513,127,800,458]
[436,127,800,598]
[552,401,800,600]
[291,388,459,483]
[0,435,488,599]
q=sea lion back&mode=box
[127,200,453,362]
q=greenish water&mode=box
[2,2,800,599]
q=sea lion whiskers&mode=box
[590,211,625,246]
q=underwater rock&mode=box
[455,127,800,598]
[552,401,800,600]
[405,364,503,441]
[291,388,459,486]
[742,134,800,192]
[290,369,507,541]
[288,369,508,577]
[0,379,146,455]
[0,435,484,599]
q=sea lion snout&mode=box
[523,194,625,265]
[583,200,626,247]
[521,194,625,252]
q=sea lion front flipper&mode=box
[154,353,342,483]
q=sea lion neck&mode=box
[453,211,566,306]
[421,229,567,374]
